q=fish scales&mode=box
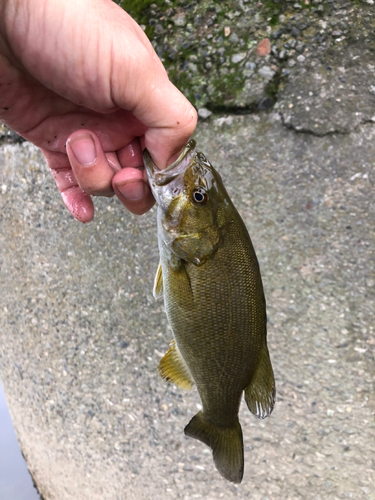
[144,140,275,483]
[163,221,264,424]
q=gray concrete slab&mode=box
[0,113,374,499]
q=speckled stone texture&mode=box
[127,0,375,117]
[0,113,374,499]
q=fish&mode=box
[143,139,275,483]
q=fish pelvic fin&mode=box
[153,262,163,299]
[245,342,276,419]
[158,340,194,390]
[184,412,244,484]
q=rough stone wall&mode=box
[121,0,375,127]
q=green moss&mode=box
[265,74,280,99]
[116,0,314,110]
[119,0,171,37]
[264,0,313,22]
[263,0,281,26]
[120,0,167,19]
[167,56,249,109]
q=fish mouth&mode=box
[143,139,196,187]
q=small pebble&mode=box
[214,116,233,127]
[257,38,271,57]
[229,32,239,44]
[231,53,246,64]
[172,13,187,27]
[155,24,164,35]
[187,62,198,73]
[198,108,212,120]
[291,27,300,37]
[258,66,275,80]
[296,42,305,53]
[245,61,256,70]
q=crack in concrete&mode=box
[280,113,375,137]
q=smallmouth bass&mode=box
[144,140,275,483]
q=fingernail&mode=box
[69,133,97,165]
[115,180,147,201]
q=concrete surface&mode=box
[0,110,374,499]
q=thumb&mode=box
[106,7,197,168]
[142,82,198,168]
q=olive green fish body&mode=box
[162,216,265,424]
[144,141,275,483]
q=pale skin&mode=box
[0,0,197,222]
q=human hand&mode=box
[0,0,197,221]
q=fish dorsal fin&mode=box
[244,342,275,419]
[158,340,194,390]
[153,262,163,299]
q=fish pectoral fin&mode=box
[153,262,163,299]
[171,225,220,266]
[158,340,194,390]
[244,342,276,419]
[184,412,244,484]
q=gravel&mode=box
[197,107,212,119]
[126,0,375,116]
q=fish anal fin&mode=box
[158,340,194,390]
[153,262,163,299]
[184,411,244,483]
[245,342,276,419]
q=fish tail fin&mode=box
[245,342,276,419]
[184,411,244,483]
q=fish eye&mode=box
[192,188,208,204]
